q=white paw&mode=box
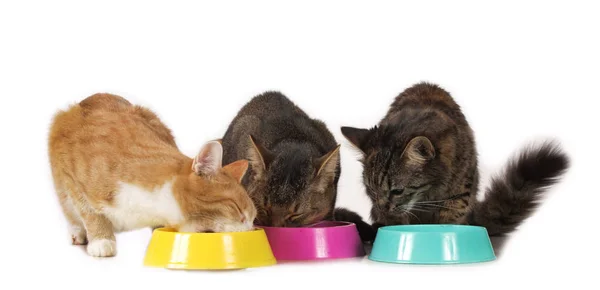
[70,226,87,245]
[87,239,117,257]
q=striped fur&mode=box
[221,91,374,240]
[342,82,569,240]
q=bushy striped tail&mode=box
[465,141,570,236]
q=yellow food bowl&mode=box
[143,227,277,270]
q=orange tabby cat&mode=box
[48,93,257,257]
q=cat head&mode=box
[245,135,341,227]
[341,126,451,224]
[176,141,257,233]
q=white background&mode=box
[1,1,598,289]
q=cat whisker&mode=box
[391,205,421,222]
[402,209,420,222]
[414,204,462,210]
[406,207,429,213]
[408,205,433,212]
[413,199,454,204]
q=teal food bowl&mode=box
[368,224,496,264]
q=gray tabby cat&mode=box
[341,82,569,241]
[221,91,375,241]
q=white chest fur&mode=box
[102,180,184,232]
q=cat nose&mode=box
[241,215,246,223]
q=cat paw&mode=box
[70,226,88,245]
[87,239,116,257]
[71,234,88,245]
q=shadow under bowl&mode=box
[368,224,496,265]
[143,227,277,270]
[257,221,366,261]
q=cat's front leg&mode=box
[333,207,377,243]
[78,210,117,257]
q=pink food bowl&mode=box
[257,221,366,261]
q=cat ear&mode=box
[402,136,435,165]
[192,141,223,176]
[222,160,249,183]
[315,144,341,178]
[341,126,370,152]
[247,135,274,171]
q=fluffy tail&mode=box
[465,140,570,236]
[333,207,377,243]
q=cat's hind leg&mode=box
[57,191,87,245]
[70,192,117,257]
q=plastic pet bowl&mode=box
[257,221,366,261]
[368,224,496,265]
[143,227,277,270]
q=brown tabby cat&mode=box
[48,93,256,257]
[220,91,376,242]
[341,82,569,240]
[221,92,342,227]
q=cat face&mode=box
[341,127,448,224]
[245,136,340,227]
[175,141,257,233]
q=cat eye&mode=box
[287,213,305,222]
[391,184,431,196]
[389,189,404,195]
